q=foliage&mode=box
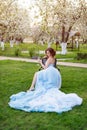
[14,47,21,56]
[0,60,87,130]
[28,47,39,58]
[0,0,31,40]
[31,0,87,42]
[0,0,87,43]
[76,53,87,60]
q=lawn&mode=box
[0,60,87,130]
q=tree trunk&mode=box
[62,26,65,42]
[65,26,72,42]
[61,42,67,55]
[61,26,72,55]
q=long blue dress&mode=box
[8,65,82,113]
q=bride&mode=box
[8,47,82,113]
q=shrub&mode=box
[77,53,87,60]
[29,47,39,59]
[14,48,21,56]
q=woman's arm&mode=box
[38,59,46,69]
[38,58,50,69]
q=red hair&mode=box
[45,48,56,56]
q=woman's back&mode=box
[45,57,55,68]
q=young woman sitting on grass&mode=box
[9,47,83,113]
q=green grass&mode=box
[0,60,87,130]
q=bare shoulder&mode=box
[47,57,55,63]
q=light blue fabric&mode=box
[8,65,83,113]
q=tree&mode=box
[0,0,31,41]
[31,0,87,54]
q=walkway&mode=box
[0,56,87,68]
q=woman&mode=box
[28,47,59,91]
[8,48,82,113]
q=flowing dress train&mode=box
[8,65,82,113]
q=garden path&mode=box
[0,56,87,68]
